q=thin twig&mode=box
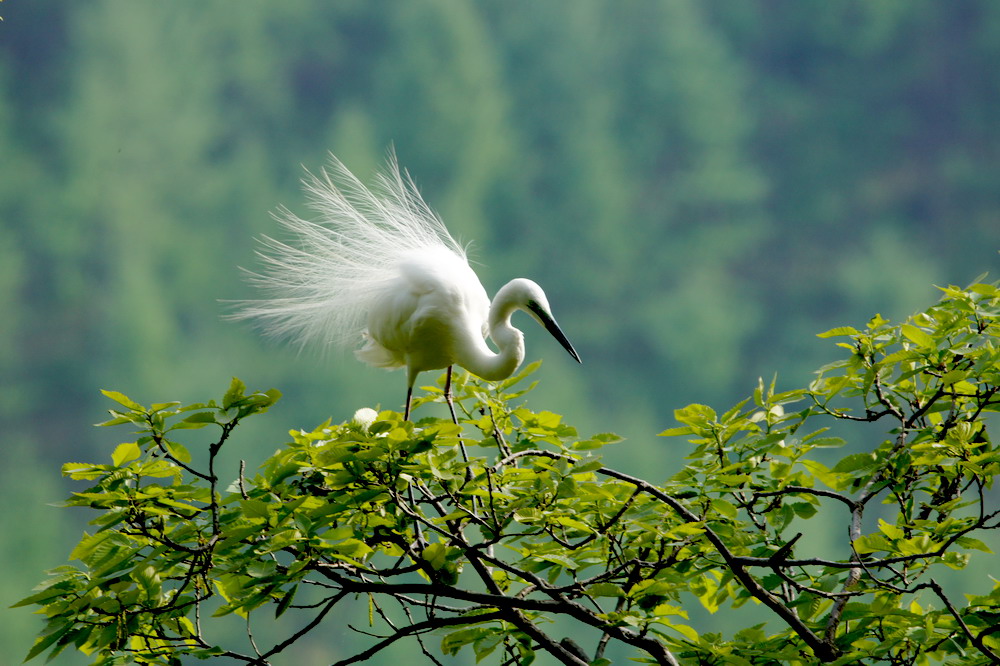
[259,593,345,661]
[596,466,836,662]
[929,579,1000,663]
[329,612,505,666]
[238,459,249,500]
[246,614,267,664]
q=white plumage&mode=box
[233,152,580,419]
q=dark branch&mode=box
[596,466,838,662]
[329,611,505,666]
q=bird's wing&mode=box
[230,153,469,354]
[356,275,423,369]
[358,249,489,375]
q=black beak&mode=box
[528,302,582,364]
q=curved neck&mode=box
[453,284,526,381]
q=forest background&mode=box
[1,1,998,663]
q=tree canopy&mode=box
[20,279,1000,664]
[4,3,1000,662]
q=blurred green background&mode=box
[2,1,998,663]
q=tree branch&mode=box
[751,485,858,510]
[329,611,505,666]
[596,466,838,662]
[929,579,1000,663]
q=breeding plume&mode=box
[234,153,581,420]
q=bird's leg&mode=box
[444,366,460,427]
[401,385,425,547]
[445,366,474,488]
[445,367,469,460]
[404,386,414,421]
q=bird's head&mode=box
[499,278,582,364]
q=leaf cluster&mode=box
[17,282,1000,665]
[659,279,1000,664]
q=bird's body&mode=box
[358,247,488,375]
[234,153,580,419]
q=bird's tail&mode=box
[228,150,466,352]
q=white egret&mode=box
[232,152,581,421]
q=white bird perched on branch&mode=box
[232,152,581,422]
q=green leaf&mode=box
[223,377,247,409]
[662,619,699,642]
[878,519,904,541]
[552,515,592,532]
[164,440,192,464]
[791,502,817,519]
[573,433,622,449]
[421,543,447,570]
[817,326,860,339]
[967,282,998,297]
[537,553,579,570]
[95,415,134,427]
[275,586,297,618]
[800,459,847,489]
[100,389,143,411]
[940,369,968,385]
[156,498,201,516]
[711,498,738,519]
[111,441,141,466]
[331,539,373,561]
[586,583,625,598]
[674,404,717,428]
[901,323,935,349]
[569,459,604,475]
[473,631,502,662]
[854,533,893,554]
[658,426,694,437]
[11,583,78,609]
[956,536,993,553]
[61,462,109,480]
[806,437,846,449]
[832,452,878,474]
[24,621,73,662]
[181,411,218,424]
[881,349,921,364]
[241,498,273,520]
[952,379,978,395]
[498,360,542,391]
[441,626,492,657]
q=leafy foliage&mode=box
[6,6,1000,653]
[19,281,1000,665]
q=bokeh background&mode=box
[2,1,998,663]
